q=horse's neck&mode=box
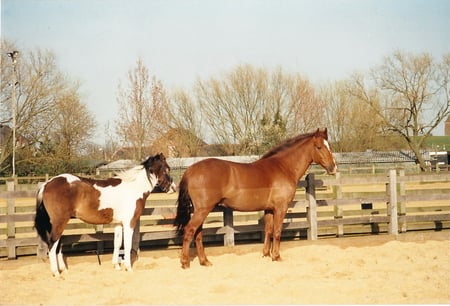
[274,139,314,181]
[118,169,154,192]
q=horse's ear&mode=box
[323,128,328,139]
[314,128,322,138]
[142,155,155,166]
[314,128,328,141]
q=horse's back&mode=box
[182,157,294,211]
[183,158,232,186]
[39,175,81,221]
[41,174,115,224]
[185,157,285,187]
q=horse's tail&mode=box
[34,184,51,247]
[174,177,192,235]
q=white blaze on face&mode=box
[324,140,337,172]
[324,140,331,151]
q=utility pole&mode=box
[7,50,19,177]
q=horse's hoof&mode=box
[200,260,212,267]
[181,262,190,269]
[131,250,138,267]
[272,256,282,262]
[53,272,65,280]
[114,264,121,271]
[125,266,133,272]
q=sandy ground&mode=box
[1,231,449,305]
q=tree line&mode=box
[1,39,449,175]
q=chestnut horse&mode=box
[35,153,174,276]
[174,128,337,268]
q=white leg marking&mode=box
[123,226,133,272]
[57,246,66,272]
[112,225,123,270]
[49,239,60,277]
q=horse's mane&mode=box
[261,131,316,159]
[115,165,145,182]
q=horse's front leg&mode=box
[271,209,287,262]
[262,210,274,257]
[122,225,133,271]
[112,225,123,270]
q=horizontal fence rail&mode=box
[1,170,449,258]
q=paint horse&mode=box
[35,153,174,276]
[174,128,337,268]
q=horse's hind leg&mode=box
[195,226,212,266]
[47,219,69,277]
[37,237,48,260]
[262,210,274,257]
[112,225,123,270]
[181,208,211,269]
[56,241,67,273]
[49,239,61,277]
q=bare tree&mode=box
[166,88,204,157]
[1,41,96,175]
[195,65,268,154]
[195,64,323,155]
[321,80,390,152]
[51,88,97,158]
[287,75,325,135]
[347,51,450,170]
[101,121,120,161]
[116,58,169,161]
[320,81,350,151]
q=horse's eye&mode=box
[317,146,322,150]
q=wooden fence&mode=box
[1,170,449,259]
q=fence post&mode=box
[223,208,235,246]
[333,172,344,237]
[6,182,16,258]
[306,173,318,240]
[387,169,399,235]
[398,169,407,233]
[6,178,15,192]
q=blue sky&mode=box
[2,0,450,140]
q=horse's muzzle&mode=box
[327,165,338,175]
[158,175,176,193]
[167,182,177,193]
